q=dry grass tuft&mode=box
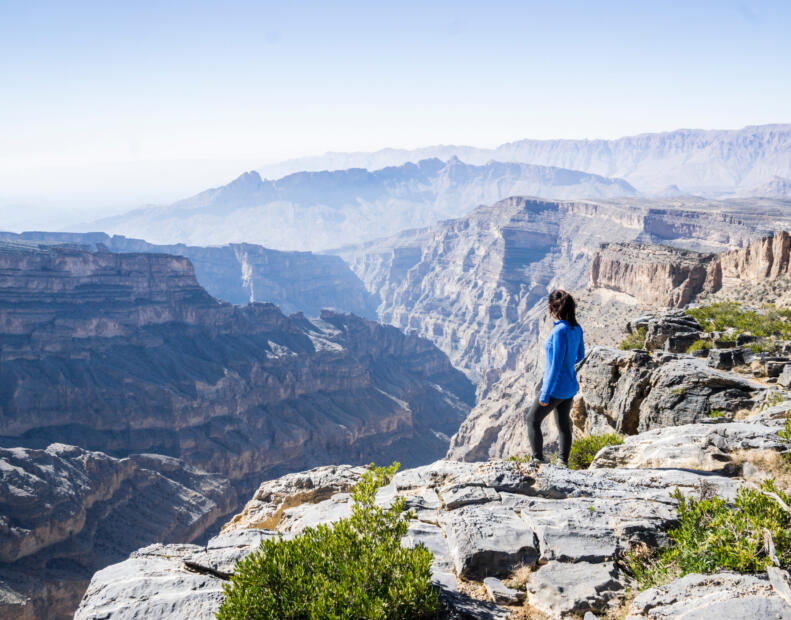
[732,449,791,491]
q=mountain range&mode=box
[257,124,791,196]
[78,158,637,250]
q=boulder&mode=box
[766,359,791,377]
[707,348,744,370]
[636,358,764,431]
[779,364,791,388]
[526,561,623,617]
[642,313,702,350]
[573,347,656,435]
[664,331,702,353]
[483,577,525,605]
[591,417,787,472]
[626,572,791,619]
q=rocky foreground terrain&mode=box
[74,396,791,618]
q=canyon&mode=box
[0,240,473,618]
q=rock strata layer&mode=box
[0,242,474,484]
[590,230,791,308]
[0,444,237,620]
[0,231,378,317]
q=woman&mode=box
[526,289,585,466]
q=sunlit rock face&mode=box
[0,242,474,485]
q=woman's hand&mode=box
[539,401,548,407]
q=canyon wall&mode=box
[339,197,791,390]
[0,231,377,318]
[0,444,237,620]
[589,230,791,308]
[0,241,474,486]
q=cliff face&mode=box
[0,231,377,318]
[0,443,237,620]
[589,243,721,307]
[589,230,791,308]
[0,242,474,485]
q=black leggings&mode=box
[526,396,573,464]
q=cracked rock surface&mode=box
[75,459,742,619]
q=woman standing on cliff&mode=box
[527,290,585,467]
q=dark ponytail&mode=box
[548,289,579,327]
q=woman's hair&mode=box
[548,289,579,327]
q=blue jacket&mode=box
[540,320,585,403]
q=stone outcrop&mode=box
[0,444,237,620]
[0,231,378,317]
[591,402,790,473]
[572,346,766,435]
[0,242,474,486]
[75,459,742,619]
[626,572,791,619]
[590,231,791,308]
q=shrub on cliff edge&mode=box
[626,480,791,590]
[216,463,439,620]
[568,433,624,469]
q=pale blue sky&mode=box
[1,0,790,226]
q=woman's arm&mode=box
[576,330,585,363]
[540,329,567,403]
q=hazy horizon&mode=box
[2,1,791,229]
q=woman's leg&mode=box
[526,398,555,460]
[554,398,574,465]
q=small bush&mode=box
[708,409,725,419]
[568,433,624,470]
[687,339,712,353]
[619,326,647,351]
[626,480,791,591]
[216,463,440,620]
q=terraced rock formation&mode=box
[0,231,377,317]
[0,241,473,484]
[0,444,236,620]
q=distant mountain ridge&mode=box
[79,158,637,250]
[258,124,791,196]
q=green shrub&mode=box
[619,326,647,351]
[627,480,791,591]
[686,302,791,339]
[568,433,624,470]
[216,463,440,620]
[687,339,712,353]
[708,409,725,418]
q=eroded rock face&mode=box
[590,230,791,309]
[76,459,742,619]
[0,444,237,620]
[0,232,378,318]
[572,346,767,436]
[0,242,474,485]
[626,572,791,619]
[589,243,720,308]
